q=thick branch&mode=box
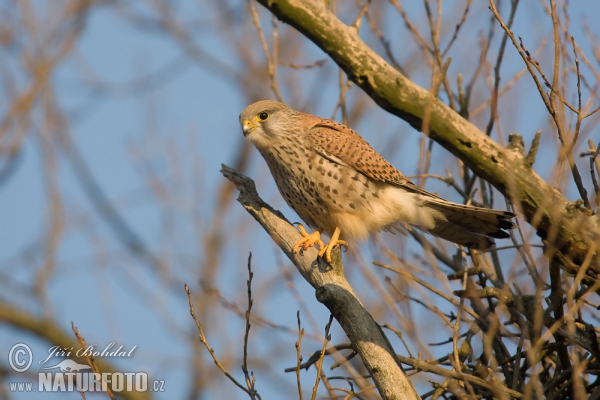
[220,164,420,400]
[255,0,600,271]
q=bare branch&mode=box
[256,0,600,272]
[185,283,258,399]
[220,164,420,400]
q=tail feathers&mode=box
[428,221,495,250]
[424,201,515,250]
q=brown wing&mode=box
[306,119,444,200]
[306,117,516,247]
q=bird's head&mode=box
[239,100,298,150]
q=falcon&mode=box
[240,100,515,262]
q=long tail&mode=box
[424,200,515,250]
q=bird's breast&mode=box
[260,143,392,240]
[260,144,327,231]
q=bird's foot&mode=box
[292,224,325,254]
[317,227,348,263]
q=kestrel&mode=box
[240,100,515,262]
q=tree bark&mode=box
[254,0,600,275]
[221,164,421,400]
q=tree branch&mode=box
[220,164,420,400]
[0,301,150,400]
[254,0,600,272]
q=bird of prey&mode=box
[240,100,515,262]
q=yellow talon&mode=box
[317,227,348,263]
[292,224,325,254]
[293,225,349,263]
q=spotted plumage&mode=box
[239,100,515,254]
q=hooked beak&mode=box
[242,120,255,137]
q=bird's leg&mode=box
[292,224,325,254]
[318,227,349,263]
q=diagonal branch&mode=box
[220,164,420,400]
[254,0,599,271]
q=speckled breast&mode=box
[260,139,381,237]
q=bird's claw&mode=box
[292,224,325,254]
[293,225,349,263]
[318,238,349,263]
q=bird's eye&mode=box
[258,112,269,121]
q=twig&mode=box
[449,265,477,397]
[295,311,304,400]
[469,66,528,118]
[586,139,600,203]
[382,324,413,358]
[242,253,259,398]
[364,10,404,73]
[374,262,480,321]
[423,0,456,112]
[485,0,518,137]
[441,0,472,57]
[489,0,591,210]
[72,322,114,400]
[285,343,355,373]
[200,279,304,335]
[389,0,432,53]
[463,6,495,118]
[311,315,333,400]
[278,59,327,69]
[406,172,478,206]
[396,354,523,398]
[384,276,455,330]
[185,283,258,398]
[248,0,283,102]
[516,38,577,113]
